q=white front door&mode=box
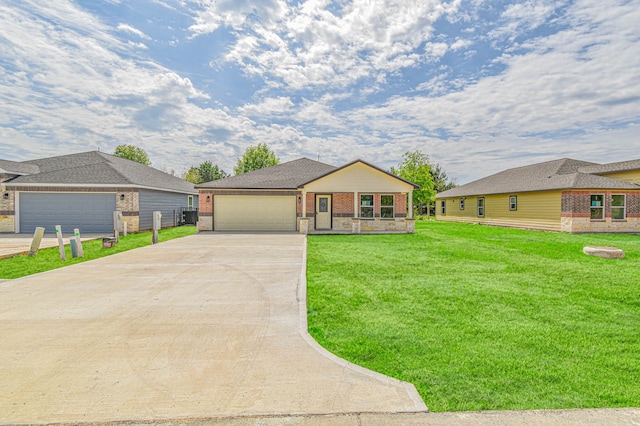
[315,195,332,230]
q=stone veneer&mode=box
[0,189,15,232]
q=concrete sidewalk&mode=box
[0,233,425,424]
[89,409,640,425]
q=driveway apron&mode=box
[0,233,426,423]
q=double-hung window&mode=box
[509,195,517,211]
[360,194,374,218]
[611,194,626,220]
[381,195,394,218]
[441,200,446,215]
[590,194,604,220]
[477,197,485,217]
[459,198,465,210]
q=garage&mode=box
[214,195,296,231]
[19,192,116,234]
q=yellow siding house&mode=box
[436,158,640,233]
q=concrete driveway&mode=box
[0,233,426,424]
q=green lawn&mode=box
[306,221,640,412]
[0,226,197,279]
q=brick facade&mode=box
[561,190,640,233]
[302,191,413,234]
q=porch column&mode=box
[302,190,307,217]
[408,191,414,219]
[353,192,358,218]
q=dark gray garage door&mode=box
[19,193,116,234]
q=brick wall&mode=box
[333,193,353,215]
[561,190,640,233]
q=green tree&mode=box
[184,161,229,184]
[113,144,151,166]
[431,162,457,193]
[233,143,279,175]
[391,150,436,214]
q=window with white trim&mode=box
[360,194,374,218]
[590,194,604,220]
[188,195,194,209]
[477,197,485,217]
[380,195,394,218]
[509,195,517,211]
[440,200,446,215]
[611,194,626,220]
[459,198,465,210]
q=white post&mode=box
[55,225,66,261]
[152,211,162,244]
[28,227,45,257]
[113,211,123,242]
[123,221,128,237]
[408,192,414,219]
[353,192,358,218]
[301,190,307,218]
[73,228,84,257]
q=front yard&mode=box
[306,221,640,412]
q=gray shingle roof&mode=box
[0,159,40,175]
[5,151,196,194]
[196,158,337,189]
[578,159,640,175]
[437,158,640,198]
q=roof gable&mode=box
[302,160,418,192]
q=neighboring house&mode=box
[0,151,197,234]
[196,158,418,234]
[436,158,640,233]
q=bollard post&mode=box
[123,221,128,237]
[28,227,45,257]
[55,225,66,261]
[73,228,84,257]
[152,211,162,244]
[113,211,123,243]
[70,238,78,258]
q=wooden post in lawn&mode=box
[55,225,66,261]
[123,221,127,237]
[73,228,84,257]
[28,227,45,257]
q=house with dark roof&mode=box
[0,151,197,234]
[196,158,419,234]
[436,158,640,233]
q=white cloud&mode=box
[117,23,151,40]
[197,0,462,91]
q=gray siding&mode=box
[139,190,191,231]
[20,192,116,234]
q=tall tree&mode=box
[184,161,229,184]
[233,143,279,175]
[430,162,457,193]
[113,144,151,166]
[391,150,436,213]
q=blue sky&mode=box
[1,0,638,183]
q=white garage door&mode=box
[214,195,297,231]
